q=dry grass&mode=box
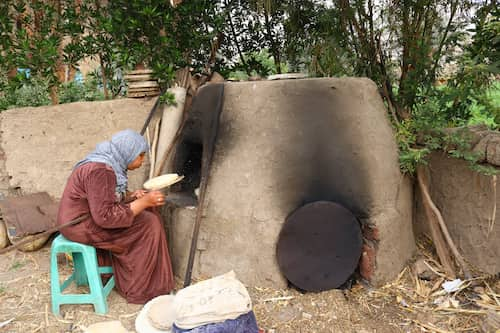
[0,238,498,333]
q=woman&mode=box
[57,129,175,304]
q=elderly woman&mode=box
[57,129,174,304]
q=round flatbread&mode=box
[143,174,184,190]
[136,294,176,333]
[147,294,176,330]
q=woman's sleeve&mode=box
[85,166,134,229]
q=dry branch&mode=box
[417,166,472,279]
[417,166,456,278]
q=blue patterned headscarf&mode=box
[75,129,148,194]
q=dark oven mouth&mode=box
[170,140,203,200]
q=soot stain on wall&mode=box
[275,80,371,219]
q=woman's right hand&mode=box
[129,190,165,216]
[143,190,166,207]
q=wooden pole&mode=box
[0,214,89,255]
[183,85,225,287]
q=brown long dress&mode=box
[57,162,175,304]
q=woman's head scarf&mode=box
[75,129,148,194]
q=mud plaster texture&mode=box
[414,151,500,274]
[170,78,415,289]
[0,98,156,199]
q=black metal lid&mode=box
[277,201,363,291]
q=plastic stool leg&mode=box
[72,252,88,286]
[82,250,108,314]
[50,246,62,316]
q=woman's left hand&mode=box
[131,190,147,199]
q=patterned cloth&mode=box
[172,311,259,333]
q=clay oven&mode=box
[168,77,415,289]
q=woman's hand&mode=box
[129,190,165,216]
[131,189,147,199]
[143,190,166,207]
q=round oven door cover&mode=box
[276,201,363,291]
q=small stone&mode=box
[473,286,485,294]
[84,321,130,333]
[276,307,299,323]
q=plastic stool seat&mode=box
[50,234,115,315]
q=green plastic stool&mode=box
[50,234,115,315]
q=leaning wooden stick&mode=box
[0,213,90,255]
[417,166,456,278]
[417,165,472,279]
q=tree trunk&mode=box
[263,4,281,74]
[49,85,59,104]
[100,56,109,99]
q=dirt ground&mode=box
[0,237,498,333]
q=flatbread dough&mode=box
[143,174,184,190]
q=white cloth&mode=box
[174,271,252,329]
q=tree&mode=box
[0,0,88,104]
[282,0,478,122]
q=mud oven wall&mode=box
[169,77,415,289]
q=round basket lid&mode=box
[143,174,184,190]
[276,201,362,292]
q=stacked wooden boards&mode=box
[124,69,160,98]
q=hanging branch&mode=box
[225,0,247,68]
[429,0,459,82]
[262,1,281,74]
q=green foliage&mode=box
[0,0,498,179]
[86,66,126,99]
[397,82,500,176]
[227,49,284,78]
[0,74,51,111]
[393,1,500,175]
[0,71,105,110]
[58,78,105,104]
[106,0,218,87]
[152,63,176,92]
[467,2,499,75]
[395,119,430,174]
[227,70,250,81]
[159,91,177,106]
[410,82,499,131]
[0,1,83,90]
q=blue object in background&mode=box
[172,311,259,333]
[17,68,31,78]
[74,70,84,84]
